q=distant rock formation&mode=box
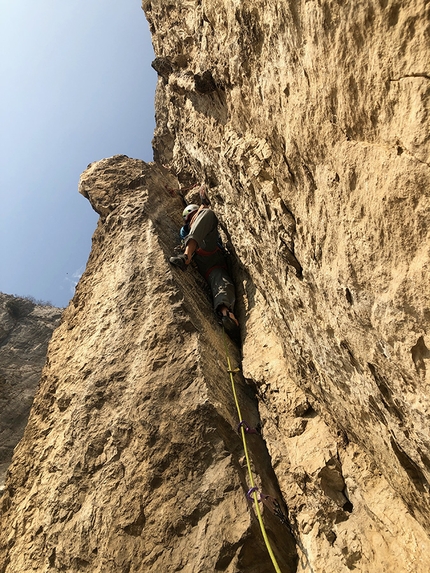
[1,2,429,572]
[0,294,61,486]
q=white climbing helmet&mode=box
[182,204,199,222]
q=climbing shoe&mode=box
[222,313,240,335]
[169,253,188,271]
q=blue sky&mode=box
[0,0,156,308]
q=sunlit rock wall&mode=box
[0,294,61,486]
[0,158,297,572]
[145,0,430,569]
[0,2,429,572]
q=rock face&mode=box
[0,294,61,487]
[144,0,430,568]
[0,158,297,572]
[1,2,429,573]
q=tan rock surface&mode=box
[1,1,430,572]
[0,157,297,572]
[242,290,430,571]
[0,294,61,487]
[145,0,430,535]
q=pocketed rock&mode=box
[146,0,430,532]
[0,294,61,487]
[1,1,430,572]
[0,158,297,573]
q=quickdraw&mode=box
[238,420,259,435]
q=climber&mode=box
[170,202,239,336]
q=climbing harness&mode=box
[194,246,228,281]
[222,330,283,573]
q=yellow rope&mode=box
[223,332,282,573]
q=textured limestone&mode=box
[0,294,61,487]
[1,1,429,572]
[146,0,430,569]
[0,158,297,572]
[1,152,428,572]
[145,0,430,536]
[242,289,430,571]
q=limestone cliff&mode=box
[1,1,429,572]
[0,294,61,487]
[145,0,430,568]
[0,159,297,572]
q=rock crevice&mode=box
[1,1,430,571]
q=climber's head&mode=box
[182,204,199,224]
